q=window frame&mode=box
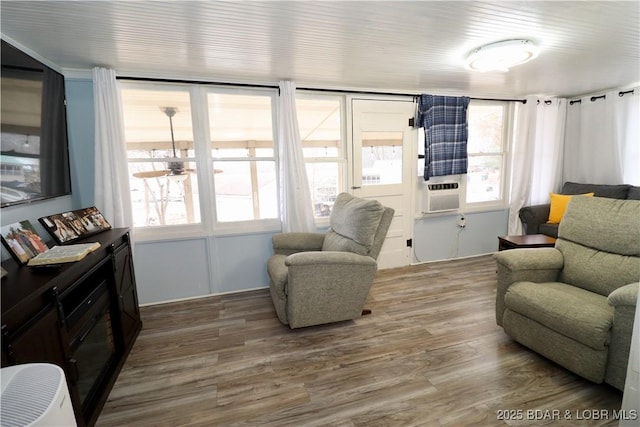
[121,81,208,241]
[205,86,280,233]
[462,100,514,212]
[416,100,514,213]
[295,92,348,229]
[120,82,282,241]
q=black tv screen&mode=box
[1,40,71,208]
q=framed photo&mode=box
[1,220,50,265]
[39,206,111,245]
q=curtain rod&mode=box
[116,76,527,104]
[569,89,635,105]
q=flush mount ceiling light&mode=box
[465,39,539,72]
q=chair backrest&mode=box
[556,196,640,296]
[561,181,631,199]
[368,206,394,260]
[321,193,394,259]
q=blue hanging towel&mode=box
[416,94,470,180]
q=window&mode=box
[208,92,277,222]
[119,85,356,234]
[417,101,512,209]
[361,131,403,186]
[465,102,511,206]
[121,85,201,228]
[295,96,345,220]
[121,83,279,235]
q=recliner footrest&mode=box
[504,281,613,350]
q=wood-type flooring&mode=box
[97,255,623,426]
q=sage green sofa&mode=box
[268,193,394,329]
[495,196,640,390]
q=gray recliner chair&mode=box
[495,196,640,390]
[267,193,394,329]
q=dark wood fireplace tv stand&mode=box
[1,228,142,427]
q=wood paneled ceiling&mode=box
[1,1,638,98]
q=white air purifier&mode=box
[1,363,77,427]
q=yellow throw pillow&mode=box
[547,192,595,224]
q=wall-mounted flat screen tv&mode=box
[1,39,71,208]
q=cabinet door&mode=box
[4,307,67,368]
[112,243,141,348]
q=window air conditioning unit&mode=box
[1,363,77,427]
[423,181,460,213]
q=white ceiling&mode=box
[1,1,639,99]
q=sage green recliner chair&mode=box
[268,193,394,329]
[495,196,640,390]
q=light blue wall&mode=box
[65,78,95,208]
[413,210,508,262]
[134,238,213,304]
[133,232,274,305]
[214,233,273,294]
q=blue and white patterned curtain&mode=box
[415,94,470,180]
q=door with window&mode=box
[351,99,415,269]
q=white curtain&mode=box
[564,86,639,185]
[93,67,132,228]
[529,99,566,203]
[277,81,316,232]
[613,88,640,185]
[508,97,566,234]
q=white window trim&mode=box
[121,81,206,241]
[206,86,279,230]
[123,82,282,241]
[461,101,514,213]
[134,223,207,242]
[295,92,348,229]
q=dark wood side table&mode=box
[498,234,557,251]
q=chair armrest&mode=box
[286,251,377,267]
[494,247,564,271]
[608,282,639,308]
[519,204,551,235]
[606,282,639,389]
[272,232,325,255]
[494,248,564,327]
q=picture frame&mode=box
[1,220,50,265]
[39,206,111,245]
